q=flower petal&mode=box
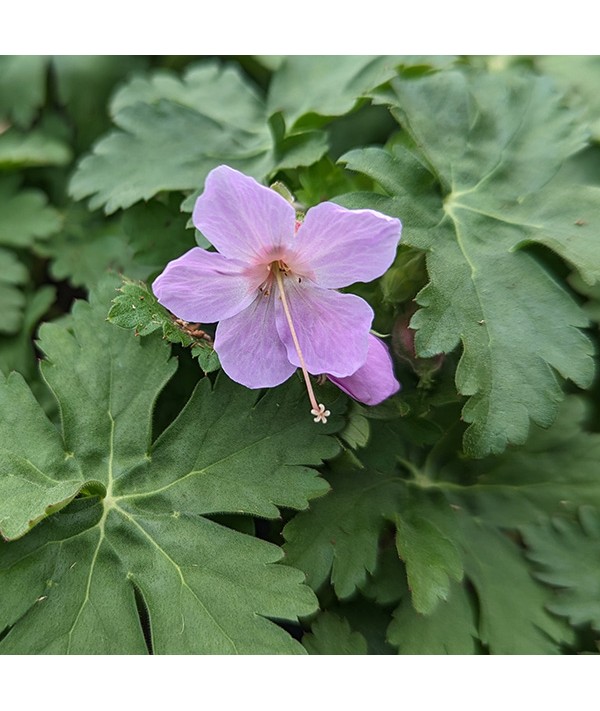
[152,247,266,323]
[193,165,296,263]
[275,279,373,378]
[215,292,296,389]
[294,202,402,288]
[328,334,400,406]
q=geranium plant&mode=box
[0,55,599,655]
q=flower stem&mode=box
[273,266,329,423]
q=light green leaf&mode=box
[268,56,452,130]
[52,55,148,148]
[108,277,220,371]
[0,176,61,247]
[303,613,368,655]
[537,56,600,141]
[0,127,71,169]
[0,277,339,653]
[524,507,600,631]
[0,56,46,128]
[394,511,463,614]
[341,70,598,456]
[0,249,28,335]
[70,63,276,214]
[389,581,478,655]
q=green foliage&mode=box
[0,127,71,168]
[285,397,598,653]
[394,511,463,614]
[70,62,327,215]
[0,56,46,128]
[524,507,600,631]
[0,176,61,247]
[284,465,403,599]
[108,277,220,372]
[70,62,272,213]
[0,278,339,653]
[389,582,479,654]
[1,54,598,656]
[536,56,600,141]
[268,55,453,130]
[0,249,28,335]
[303,613,368,654]
[340,69,599,457]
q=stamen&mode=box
[273,264,328,423]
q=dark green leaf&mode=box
[341,70,598,456]
[394,511,463,614]
[389,581,478,654]
[0,277,340,653]
[524,507,600,631]
[303,613,368,654]
[283,467,403,598]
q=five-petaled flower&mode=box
[153,166,402,421]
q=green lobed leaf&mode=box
[389,581,479,655]
[286,399,591,653]
[0,127,71,169]
[283,466,404,599]
[268,56,453,130]
[108,277,220,372]
[70,62,325,215]
[0,276,340,653]
[449,512,573,653]
[340,70,598,456]
[0,249,28,335]
[524,507,600,631]
[0,56,47,128]
[455,397,600,528]
[536,56,600,141]
[52,55,149,148]
[0,176,61,247]
[0,286,55,380]
[394,511,463,614]
[303,613,368,655]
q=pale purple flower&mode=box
[153,165,401,420]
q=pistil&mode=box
[272,264,330,424]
